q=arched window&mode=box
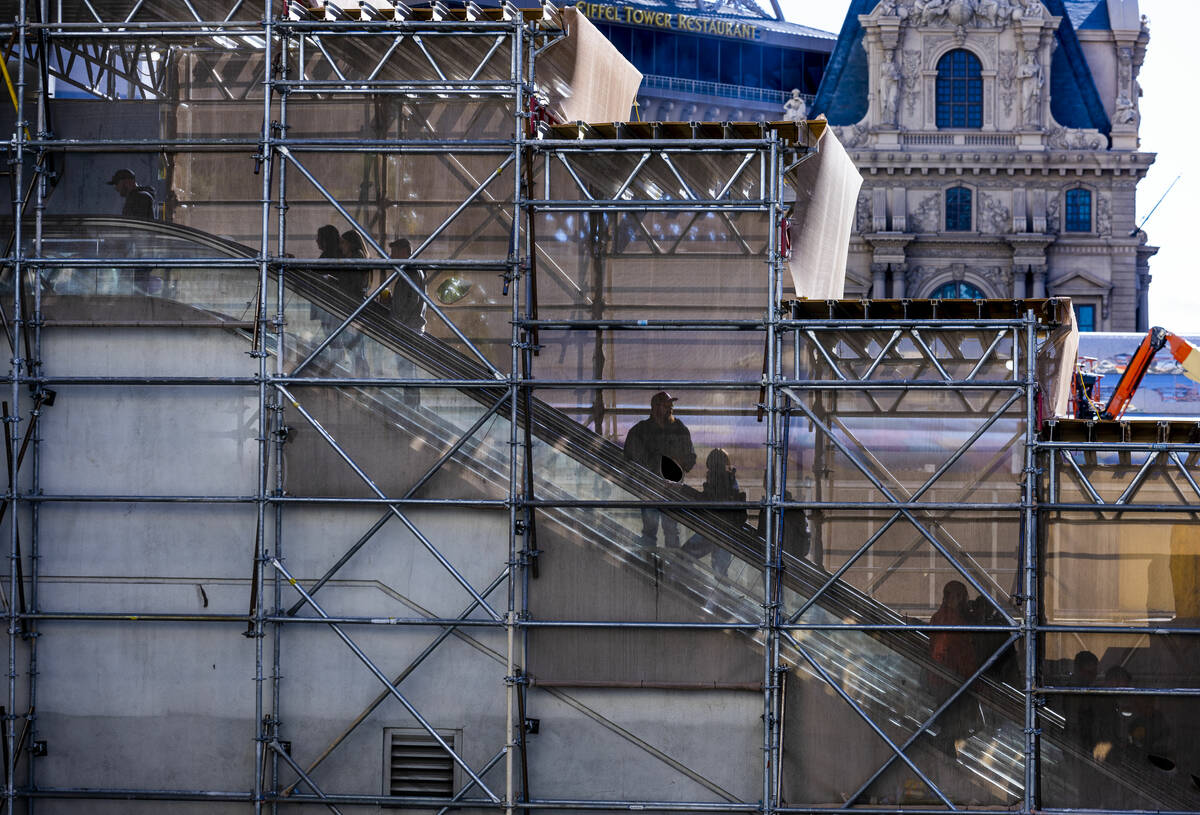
[1065,188,1092,232]
[945,187,972,231]
[936,50,983,129]
[930,281,987,299]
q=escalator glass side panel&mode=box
[1041,693,1200,810]
[780,642,1025,807]
[280,383,509,501]
[796,510,1020,624]
[280,293,442,382]
[1044,633,1200,691]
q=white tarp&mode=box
[785,117,862,299]
[537,7,644,124]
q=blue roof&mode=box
[808,0,876,126]
[1062,0,1110,30]
[811,0,1110,135]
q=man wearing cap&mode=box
[623,391,697,548]
[106,168,155,219]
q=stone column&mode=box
[1011,264,1027,299]
[1032,266,1047,299]
[872,263,888,299]
[865,233,913,300]
[1006,234,1053,300]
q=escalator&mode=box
[19,216,1198,809]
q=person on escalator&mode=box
[333,230,371,375]
[930,580,977,678]
[388,238,427,333]
[311,224,342,326]
[106,168,156,220]
[338,230,370,301]
[622,391,696,549]
[682,448,745,576]
[927,580,980,755]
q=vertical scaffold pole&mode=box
[269,20,292,815]
[505,15,526,815]
[1021,309,1039,814]
[762,131,782,815]
[26,1,52,808]
[253,5,276,813]
[5,6,28,814]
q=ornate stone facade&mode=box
[814,0,1156,330]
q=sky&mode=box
[775,0,1200,333]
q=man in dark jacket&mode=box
[388,237,427,333]
[106,168,155,219]
[623,391,696,547]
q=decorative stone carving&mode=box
[1114,94,1137,125]
[906,265,931,294]
[998,50,1017,117]
[901,50,922,116]
[1017,51,1043,127]
[1045,193,1059,234]
[1014,0,1043,19]
[880,49,903,126]
[1045,125,1103,150]
[1117,47,1133,91]
[909,192,940,233]
[782,89,807,123]
[836,121,870,148]
[855,192,872,233]
[979,192,1010,234]
[874,0,1041,29]
[1097,194,1112,237]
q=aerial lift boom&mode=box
[1074,327,1200,420]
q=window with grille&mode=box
[936,49,983,128]
[384,728,458,799]
[945,187,972,231]
[1065,188,1092,232]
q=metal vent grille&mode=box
[387,729,455,798]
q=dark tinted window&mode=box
[945,187,972,231]
[719,41,740,85]
[936,49,983,128]
[1065,188,1092,232]
[677,36,699,80]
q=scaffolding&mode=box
[2,1,1199,813]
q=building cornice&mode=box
[846,149,1154,177]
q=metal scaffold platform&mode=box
[2,1,1199,814]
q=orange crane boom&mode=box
[1094,327,1200,420]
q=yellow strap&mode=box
[0,39,33,141]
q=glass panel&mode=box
[1041,694,1200,810]
[1046,514,1200,625]
[780,626,1025,806]
[1043,633,1200,691]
